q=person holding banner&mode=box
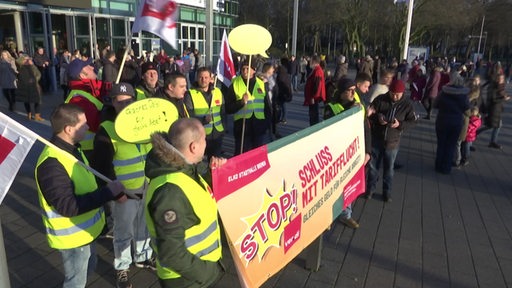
[225,60,271,155]
[91,83,155,288]
[144,118,226,288]
[324,78,372,229]
[156,72,190,118]
[35,103,127,288]
[367,80,417,202]
[184,67,226,159]
[136,62,162,100]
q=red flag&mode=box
[132,0,178,48]
[0,112,37,204]
[216,29,236,87]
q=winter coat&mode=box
[369,92,417,149]
[0,58,18,89]
[435,84,470,131]
[466,115,482,142]
[144,133,221,287]
[304,65,326,106]
[424,70,441,99]
[485,81,507,128]
[16,63,41,104]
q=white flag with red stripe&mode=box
[132,0,179,48]
[0,113,37,204]
[216,29,236,87]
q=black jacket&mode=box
[36,136,122,217]
[369,93,417,149]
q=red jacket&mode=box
[67,79,104,133]
[465,115,482,142]
[304,65,326,106]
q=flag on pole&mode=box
[0,113,37,204]
[216,29,236,87]
[132,0,179,48]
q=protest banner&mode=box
[115,98,179,143]
[212,107,366,287]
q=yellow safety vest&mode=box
[327,102,346,116]
[353,91,366,116]
[65,90,104,151]
[145,172,222,280]
[232,76,266,121]
[101,121,151,191]
[136,88,147,101]
[35,146,105,249]
[189,88,224,135]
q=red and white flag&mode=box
[216,29,236,87]
[0,113,37,204]
[132,0,179,48]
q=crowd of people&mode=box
[1,45,510,288]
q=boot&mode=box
[27,113,32,120]
[34,113,45,121]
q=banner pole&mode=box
[115,35,133,84]
[240,55,253,154]
[1,113,112,183]
[0,217,11,288]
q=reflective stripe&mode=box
[116,170,146,181]
[185,220,217,247]
[113,154,147,166]
[195,239,220,258]
[45,208,103,236]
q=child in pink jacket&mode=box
[461,107,482,165]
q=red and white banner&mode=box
[212,108,366,287]
[0,113,37,204]
[132,0,179,48]
[216,29,236,87]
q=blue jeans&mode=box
[368,143,399,196]
[462,141,473,161]
[291,74,298,90]
[60,242,97,288]
[113,198,152,270]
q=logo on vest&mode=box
[164,210,177,224]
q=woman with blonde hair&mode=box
[0,50,18,111]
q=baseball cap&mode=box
[67,59,90,80]
[110,82,135,99]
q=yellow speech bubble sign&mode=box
[115,98,179,143]
[228,24,272,57]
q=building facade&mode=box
[0,0,238,77]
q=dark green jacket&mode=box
[144,133,221,287]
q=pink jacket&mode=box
[466,115,482,142]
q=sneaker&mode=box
[339,217,359,229]
[384,195,393,203]
[135,258,156,271]
[116,269,132,288]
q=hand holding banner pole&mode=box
[228,24,272,154]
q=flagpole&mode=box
[240,54,253,154]
[402,0,414,60]
[1,113,112,183]
[0,217,10,288]
[115,35,133,84]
